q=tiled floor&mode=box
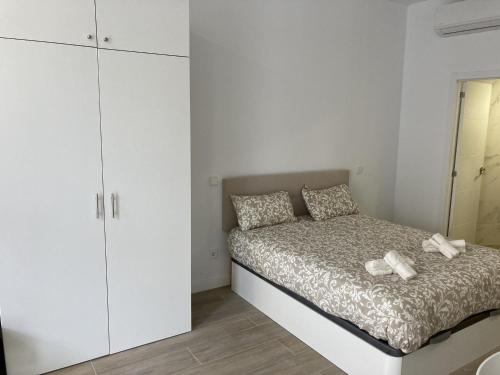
[49,287,496,375]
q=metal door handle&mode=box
[480,166,486,176]
[96,193,100,219]
[111,193,116,219]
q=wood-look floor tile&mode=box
[47,289,496,375]
[450,360,482,375]
[188,321,289,364]
[192,287,233,306]
[293,348,332,373]
[318,365,347,375]
[278,334,309,354]
[176,339,331,375]
[193,285,232,298]
[96,348,198,375]
[93,315,255,373]
[450,347,500,375]
[247,354,306,375]
[172,340,292,375]
[245,309,273,326]
[46,362,95,375]
[249,345,332,375]
[192,297,255,328]
[456,361,480,373]
[450,368,475,375]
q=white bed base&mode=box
[232,262,500,375]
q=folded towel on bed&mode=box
[428,234,460,259]
[365,256,416,277]
[422,239,466,253]
[384,250,418,281]
[450,239,466,248]
[365,259,392,276]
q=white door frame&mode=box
[441,70,500,236]
[443,80,464,237]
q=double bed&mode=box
[223,170,500,375]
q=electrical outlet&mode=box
[209,249,219,259]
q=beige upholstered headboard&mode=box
[222,169,350,232]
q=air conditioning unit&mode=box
[435,0,500,37]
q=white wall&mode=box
[190,0,407,292]
[395,0,500,233]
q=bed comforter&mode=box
[228,215,500,353]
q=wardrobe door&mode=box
[0,39,109,375]
[0,0,97,46]
[95,0,189,56]
[98,50,191,353]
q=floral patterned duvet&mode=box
[228,214,500,353]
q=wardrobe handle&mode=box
[111,193,116,219]
[96,193,100,219]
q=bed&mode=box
[222,169,500,375]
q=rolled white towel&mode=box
[422,239,466,253]
[365,259,392,276]
[365,256,415,277]
[450,239,466,249]
[384,250,417,281]
[429,237,440,248]
[422,239,437,253]
[436,238,466,251]
[431,233,460,259]
[402,256,416,267]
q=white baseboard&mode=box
[192,274,230,293]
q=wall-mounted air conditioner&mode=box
[435,0,500,37]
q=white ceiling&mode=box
[389,0,466,5]
[389,0,427,4]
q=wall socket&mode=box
[209,249,219,259]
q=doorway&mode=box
[447,79,500,249]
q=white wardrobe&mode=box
[0,1,191,374]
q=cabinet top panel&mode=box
[0,0,98,47]
[95,0,189,57]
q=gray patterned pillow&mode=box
[231,191,296,231]
[302,184,359,221]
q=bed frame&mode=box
[222,169,500,375]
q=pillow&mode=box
[301,184,359,221]
[231,191,296,231]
